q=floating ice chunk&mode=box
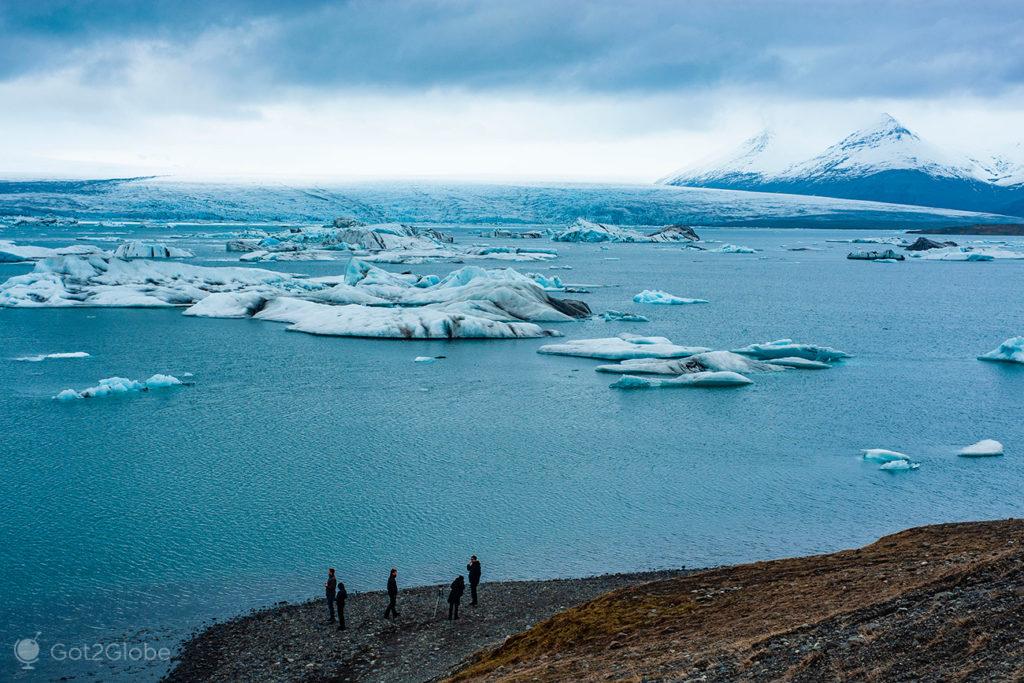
[847,249,905,261]
[538,333,710,360]
[183,292,272,318]
[113,241,193,259]
[414,356,442,363]
[879,459,920,471]
[826,236,905,245]
[862,449,909,463]
[733,339,850,363]
[597,351,780,375]
[769,357,832,369]
[54,374,183,400]
[911,246,1024,261]
[254,297,553,339]
[15,351,90,362]
[646,225,700,242]
[551,218,648,243]
[958,439,1004,457]
[710,244,757,254]
[978,337,1024,364]
[600,310,650,322]
[610,371,753,389]
[530,274,565,291]
[632,289,709,305]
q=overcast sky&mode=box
[1,0,1022,181]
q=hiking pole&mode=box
[432,587,443,619]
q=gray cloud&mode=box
[1,0,1023,102]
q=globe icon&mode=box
[14,633,41,670]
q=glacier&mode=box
[958,439,1004,457]
[632,289,709,305]
[978,337,1024,364]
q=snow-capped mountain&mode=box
[660,115,1024,216]
[972,143,1024,187]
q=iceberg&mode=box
[599,310,650,322]
[879,459,920,471]
[551,218,649,243]
[733,339,850,363]
[14,351,90,362]
[862,448,910,463]
[0,240,105,263]
[958,439,1004,457]
[847,249,905,261]
[538,334,710,360]
[645,225,701,242]
[113,241,194,259]
[978,337,1024,364]
[632,289,709,305]
[596,351,782,375]
[910,246,1024,261]
[710,244,757,254]
[610,371,753,389]
[414,356,442,363]
[54,374,184,400]
[768,356,832,369]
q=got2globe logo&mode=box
[14,633,41,670]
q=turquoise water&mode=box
[1,184,1023,680]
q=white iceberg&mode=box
[551,218,649,243]
[610,371,753,389]
[538,334,710,360]
[911,246,1024,261]
[632,289,709,305]
[862,449,910,463]
[599,310,650,322]
[54,374,184,400]
[15,351,90,362]
[596,351,781,375]
[768,356,832,369]
[733,339,850,363]
[978,337,1024,364]
[958,439,1004,457]
[879,459,920,471]
[0,240,105,263]
[113,241,194,259]
[414,356,440,363]
[710,244,757,254]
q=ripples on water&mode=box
[1,218,1023,679]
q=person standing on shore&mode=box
[325,568,337,623]
[384,567,399,619]
[447,575,465,620]
[467,555,482,606]
[335,579,348,630]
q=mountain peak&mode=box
[844,113,919,146]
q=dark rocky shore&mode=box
[163,569,689,682]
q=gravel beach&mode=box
[163,569,689,682]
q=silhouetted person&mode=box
[325,568,337,623]
[384,567,399,619]
[447,575,465,620]
[467,555,481,606]
[335,580,348,630]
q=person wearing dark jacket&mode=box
[325,568,337,623]
[335,580,348,630]
[467,556,482,606]
[384,567,399,619]
[447,575,465,620]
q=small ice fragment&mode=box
[862,449,909,463]
[600,310,650,322]
[978,337,1024,364]
[632,290,709,305]
[610,371,753,389]
[879,460,920,471]
[54,389,82,401]
[414,356,437,363]
[958,439,1004,457]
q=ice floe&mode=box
[709,244,757,254]
[14,351,90,362]
[54,374,184,400]
[551,218,649,243]
[113,241,194,259]
[847,249,905,261]
[879,459,920,471]
[958,439,1004,457]
[0,240,105,263]
[910,246,1024,261]
[733,339,850,363]
[862,448,910,463]
[978,337,1024,364]
[632,289,709,305]
[599,310,650,322]
[538,334,710,360]
[610,371,753,389]
[595,351,782,375]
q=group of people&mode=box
[324,555,482,629]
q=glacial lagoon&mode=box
[1,182,1023,678]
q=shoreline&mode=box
[163,569,691,682]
